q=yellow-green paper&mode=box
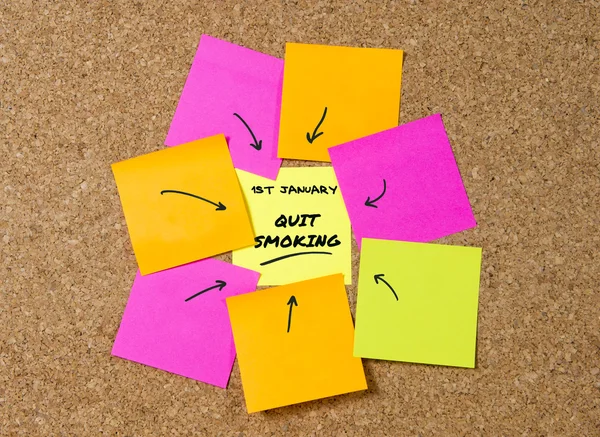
[354,239,482,368]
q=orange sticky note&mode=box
[226,274,367,413]
[112,134,255,275]
[278,43,403,162]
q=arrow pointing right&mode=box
[161,190,226,211]
[185,280,227,302]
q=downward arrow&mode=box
[306,107,328,144]
[233,112,262,150]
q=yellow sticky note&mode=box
[227,274,367,413]
[354,239,482,368]
[112,134,254,275]
[232,167,351,285]
[278,43,403,162]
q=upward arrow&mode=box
[374,274,398,301]
[286,295,298,333]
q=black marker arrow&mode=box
[374,274,398,301]
[233,113,262,150]
[364,179,387,208]
[185,280,227,302]
[287,295,298,333]
[160,190,226,211]
[306,107,328,144]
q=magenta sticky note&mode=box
[111,258,260,388]
[328,114,476,248]
[165,34,283,180]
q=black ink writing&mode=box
[274,214,321,228]
[251,186,275,194]
[254,234,341,249]
[249,185,338,195]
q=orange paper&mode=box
[278,43,403,162]
[112,134,255,274]
[226,274,367,413]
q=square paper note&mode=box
[278,43,403,162]
[354,239,482,368]
[112,134,254,275]
[232,167,351,286]
[329,114,476,248]
[227,274,367,413]
[166,35,283,180]
[165,35,283,179]
[112,258,260,388]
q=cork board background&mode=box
[2,1,599,435]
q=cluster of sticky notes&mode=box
[110,34,482,414]
[232,167,352,286]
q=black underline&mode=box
[260,251,333,266]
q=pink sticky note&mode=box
[165,35,283,180]
[328,114,476,248]
[111,258,260,388]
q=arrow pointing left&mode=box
[364,179,387,208]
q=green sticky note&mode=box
[354,239,482,368]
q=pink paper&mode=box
[111,258,260,388]
[165,34,283,180]
[328,114,476,248]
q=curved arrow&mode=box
[185,280,227,302]
[364,179,387,208]
[233,113,262,150]
[306,107,328,143]
[287,295,298,333]
[160,190,226,211]
[374,274,398,301]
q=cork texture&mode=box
[1,1,599,435]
